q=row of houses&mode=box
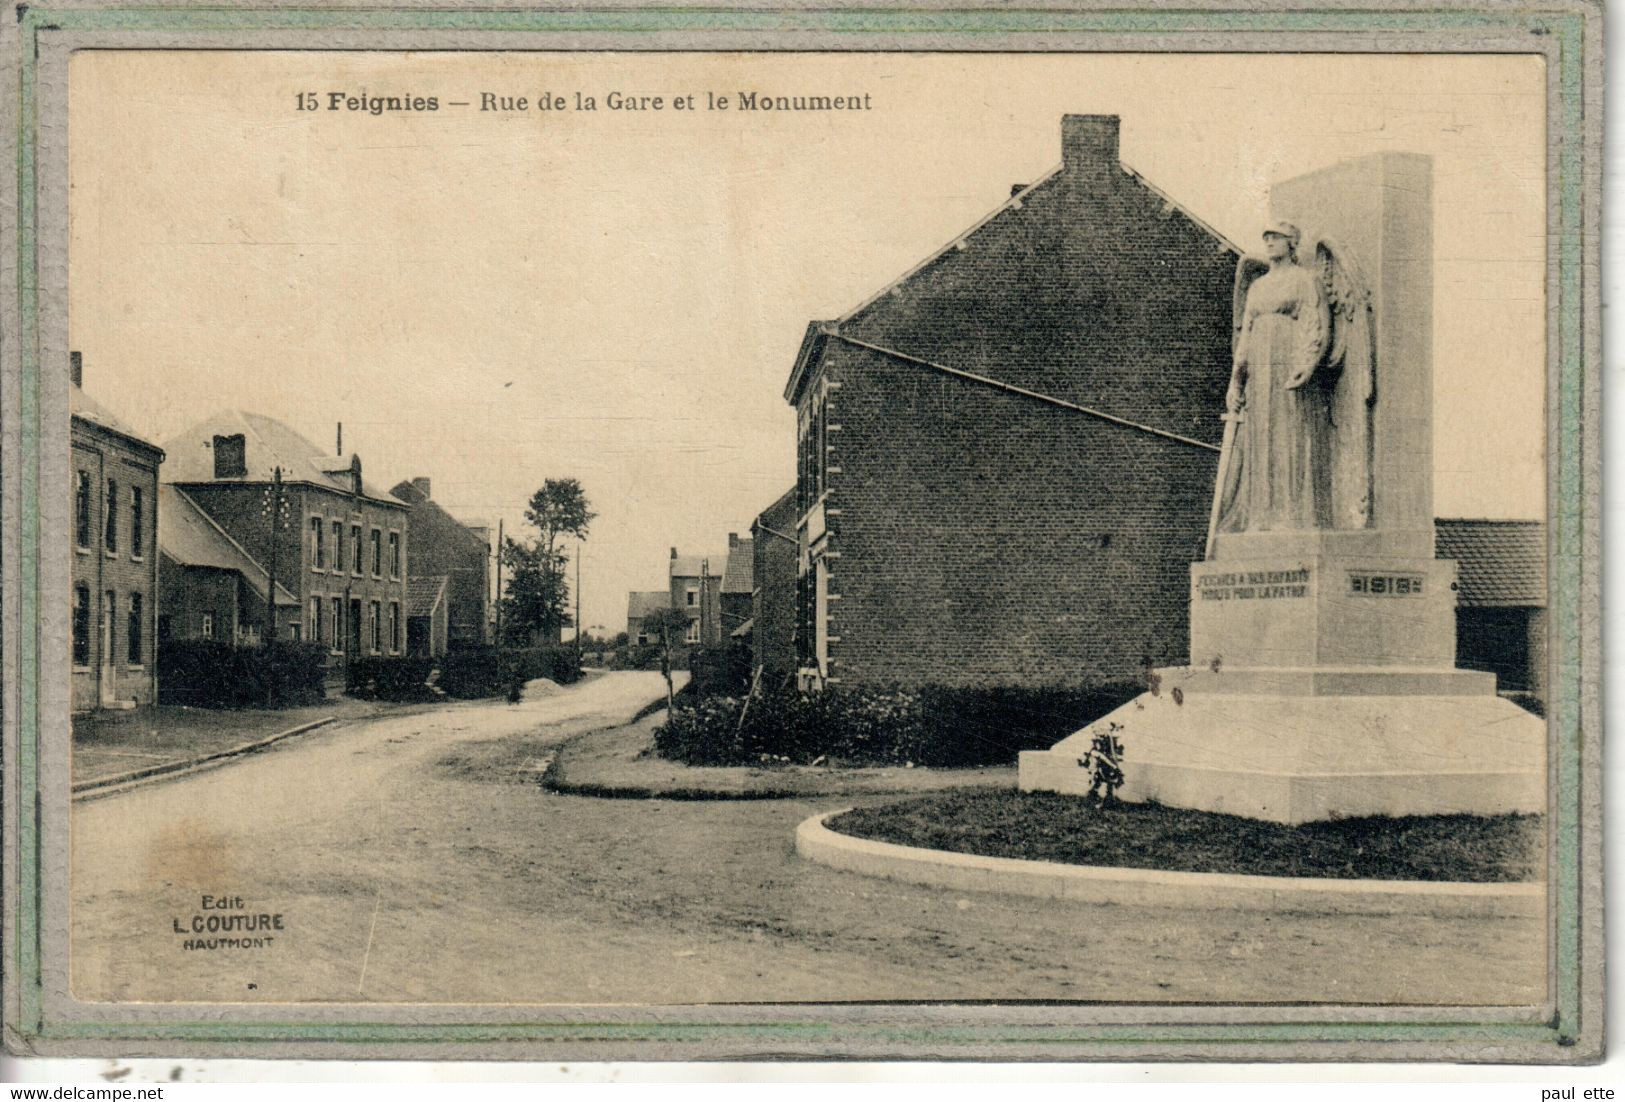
[645,115,1547,704]
[70,353,493,712]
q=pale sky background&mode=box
[68,51,1547,635]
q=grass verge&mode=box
[826,789,1543,882]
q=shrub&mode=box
[687,640,753,699]
[346,656,437,702]
[437,646,582,700]
[652,680,1143,769]
[158,640,327,709]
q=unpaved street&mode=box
[72,672,1544,1006]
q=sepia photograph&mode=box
[2,1,1603,1066]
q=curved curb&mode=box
[72,717,337,799]
[796,811,1544,918]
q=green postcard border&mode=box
[8,1,1598,1059]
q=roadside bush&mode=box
[345,656,437,702]
[653,680,1143,769]
[608,643,661,671]
[437,645,582,699]
[686,640,753,699]
[158,640,327,709]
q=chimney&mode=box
[670,547,678,560]
[1010,184,1026,198]
[69,351,83,388]
[728,532,739,548]
[1061,114,1120,177]
[411,476,431,500]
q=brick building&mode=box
[782,115,1238,689]
[751,487,799,682]
[157,484,299,647]
[70,355,165,711]
[669,549,723,648]
[625,590,670,645]
[389,477,490,650]
[162,411,410,671]
[1436,518,1547,707]
[720,533,754,642]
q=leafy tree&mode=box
[643,607,691,712]
[499,479,596,644]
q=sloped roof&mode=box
[721,538,754,594]
[1436,519,1545,608]
[669,553,718,579]
[158,485,297,606]
[730,616,754,639]
[406,575,450,617]
[70,386,163,455]
[626,590,670,624]
[389,480,488,555]
[162,410,400,504]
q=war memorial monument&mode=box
[1020,152,1548,824]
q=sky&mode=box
[68,51,1547,635]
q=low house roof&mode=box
[626,590,670,624]
[721,538,754,595]
[406,575,450,618]
[1435,519,1545,608]
[158,485,298,606]
[730,617,754,639]
[669,553,717,579]
[163,409,401,505]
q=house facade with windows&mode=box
[669,548,723,648]
[162,410,410,671]
[70,356,165,712]
[782,115,1238,689]
[388,477,489,650]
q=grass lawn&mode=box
[826,789,1544,883]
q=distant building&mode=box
[1437,519,1547,706]
[669,548,723,648]
[751,488,799,682]
[70,353,165,712]
[625,590,671,645]
[720,533,754,642]
[389,477,490,650]
[782,115,1237,689]
[157,484,299,648]
[162,411,410,670]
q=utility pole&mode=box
[262,465,286,706]
[494,518,504,645]
[574,539,583,660]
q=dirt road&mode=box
[71,672,1543,1006]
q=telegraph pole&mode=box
[574,540,583,661]
[494,518,504,644]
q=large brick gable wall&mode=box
[799,115,1237,690]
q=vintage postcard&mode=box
[1,0,1602,1064]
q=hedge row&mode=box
[653,681,1144,769]
[157,640,328,709]
[346,645,584,702]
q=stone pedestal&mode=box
[1017,152,1547,824]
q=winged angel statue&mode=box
[1209,221,1375,551]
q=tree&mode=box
[500,479,595,644]
[643,607,691,712]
